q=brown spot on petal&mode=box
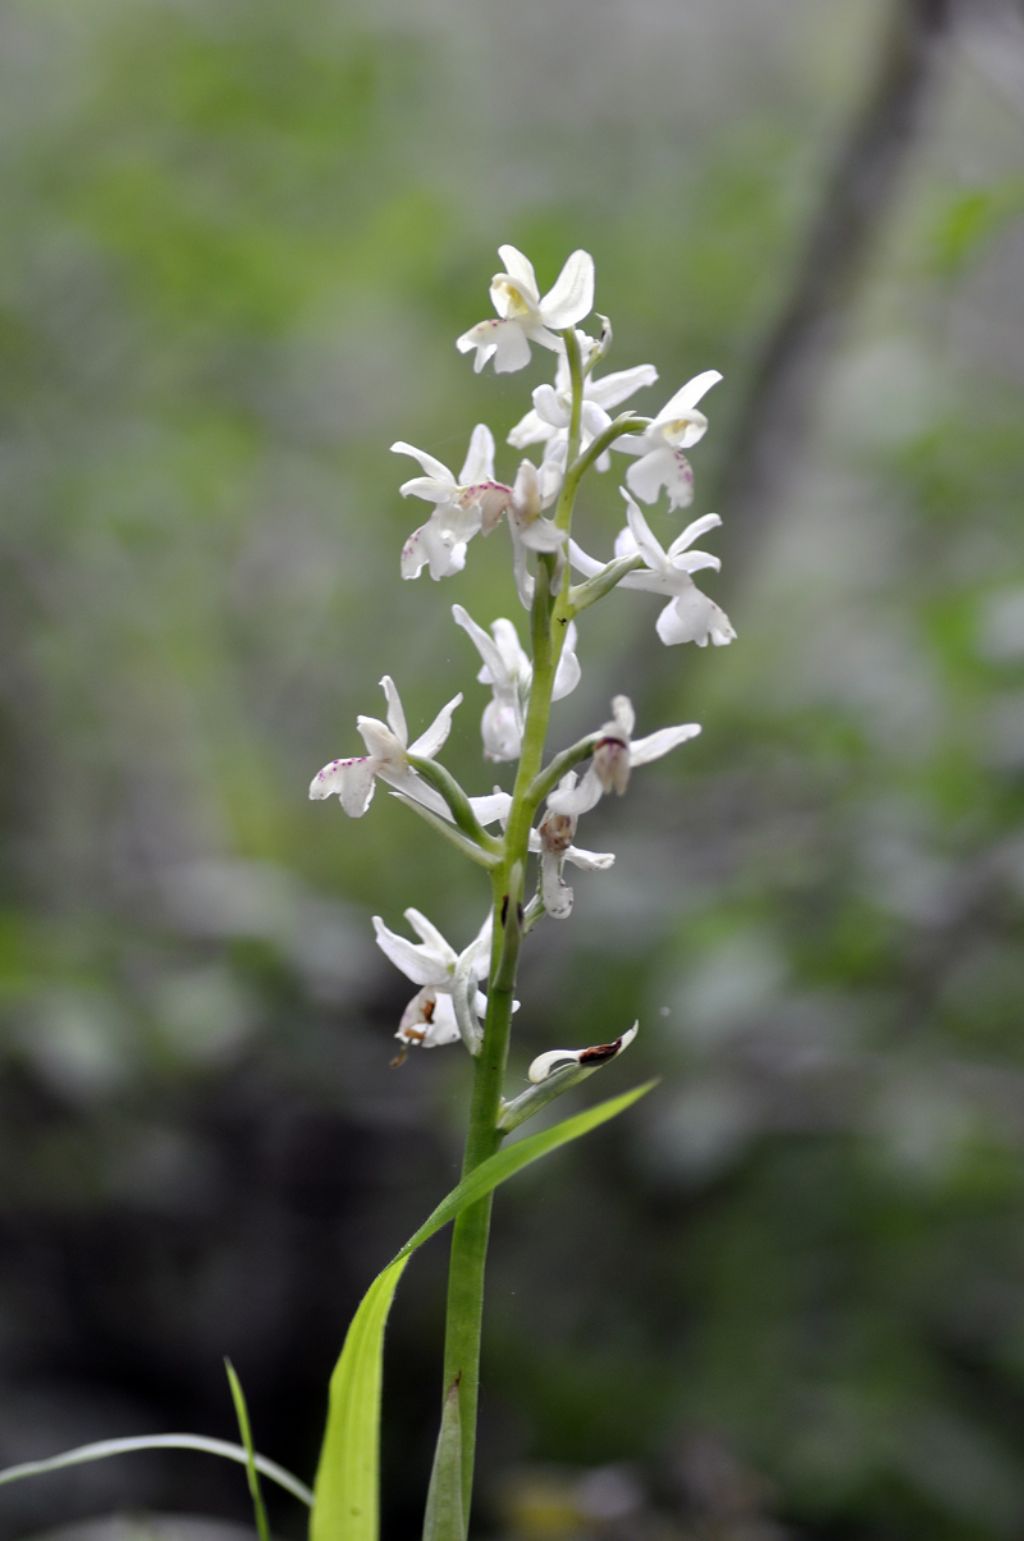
[578,1034,626,1065]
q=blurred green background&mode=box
[2,0,1023,1537]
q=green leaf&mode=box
[0,1434,313,1507]
[310,1079,656,1541]
[421,1377,464,1541]
[311,1256,410,1541]
[226,1358,273,1541]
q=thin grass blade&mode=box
[0,1434,313,1507]
[226,1359,273,1541]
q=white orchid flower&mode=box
[532,773,616,920]
[509,351,658,472]
[616,369,722,509]
[456,246,595,374]
[374,908,492,1051]
[309,676,461,818]
[393,425,514,581]
[453,604,581,763]
[546,696,701,821]
[570,492,736,649]
[528,1022,638,1084]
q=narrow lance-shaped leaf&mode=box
[310,1079,656,1541]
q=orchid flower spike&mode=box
[393,424,514,581]
[528,1022,639,1084]
[457,245,595,374]
[533,772,615,920]
[616,369,722,509]
[546,694,701,821]
[570,493,736,649]
[374,908,492,1052]
[309,676,461,818]
[453,604,581,763]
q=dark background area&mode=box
[2,0,1023,1536]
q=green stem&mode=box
[437,327,587,1535]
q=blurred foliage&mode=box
[2,1,1024,1539]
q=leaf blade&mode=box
[310,1079,656,1541]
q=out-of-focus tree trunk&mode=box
[718,0,954,552]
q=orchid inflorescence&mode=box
[308,244,736,1532]
[311,243,734,1073]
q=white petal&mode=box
[624,493,669,570]
[373,914,452,987]
[408,691,463,759]
[469,790,512,827]
[490,618,529,681]
[397,988,461,1048]
[400,515,469,582]
[567,538,605,580]
[507,407,550,450]
[609,694,635,738]
[396,475,457,505]
[404,906,457,959]
[537,453,563,507]
[481,696,523,761]
[563,843,615,872]
[613,524,640,562]
[547,765,603,818]
[579,399,613,444]
[509,523,535,609]
[655,591,736,648]
[539,249,595,330]
[629,723,701,766]
[625,445,694,509]
[668,512,723,556]
[552,623,581,702]
[518,516,566,553]
[453,603,510,686]
[662,409,709,451]
[671,550,721,576]
[357,713,400,763]
[588,364,659,412]
[459,423,496,485]
[532,384,570,429]
[497,244,539,297]
[308,756,377,817]
[653,369,722,427]
[379,676,407,745]
[391,441,454,487]
[540,849,574,920]
[490,319,534,373]
[456,321,498,372]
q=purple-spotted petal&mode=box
[309,756,377,817]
